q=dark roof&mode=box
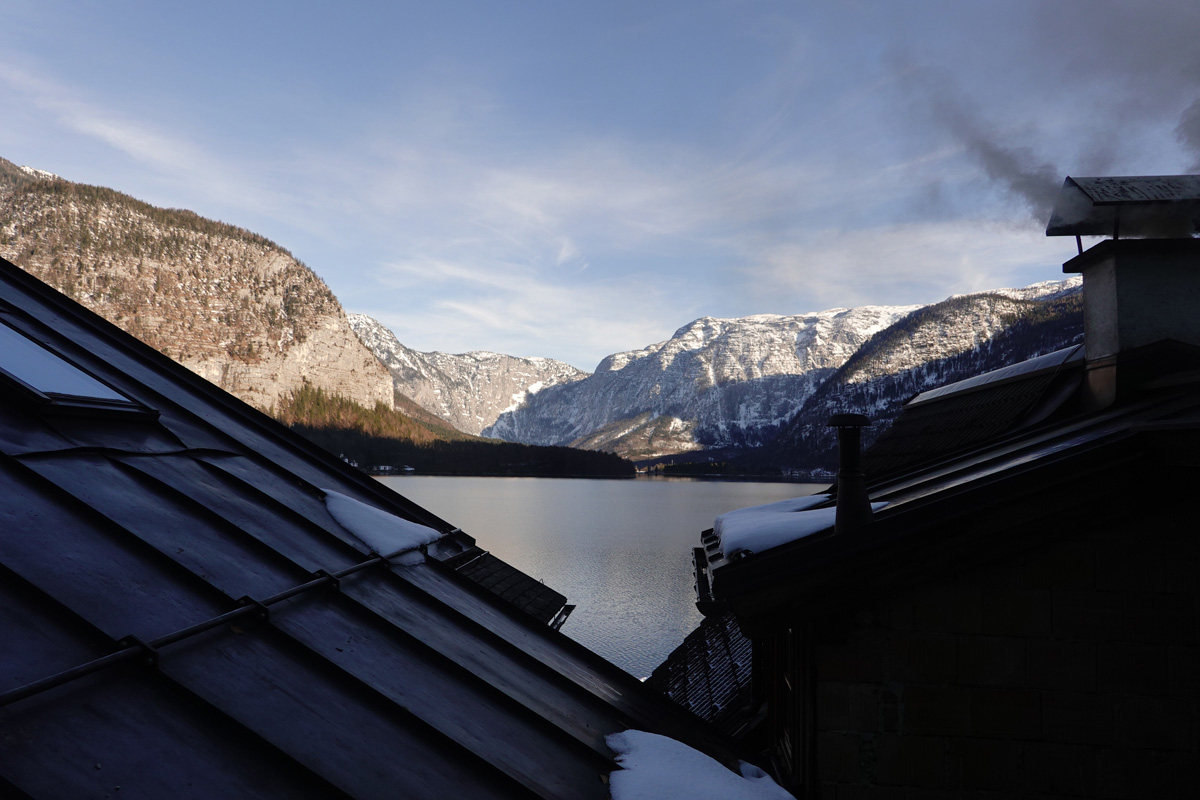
[1046,175,1200,237]
[702,338,1200,631]
[647,612,756,738]
[862,344,1085,479]
[0,257,736,799]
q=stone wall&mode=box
[811,508,1199,798]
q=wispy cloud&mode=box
[0,62,299,223]
[740,220,1069,314]
[365,253,673,369]
[4,1,1199,369]
[0,65,190,166]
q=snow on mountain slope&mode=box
[762,279,1084,473]
[484,305,920,458]
[357,277,1083,463]
[0,159,393,412]
[837,278,1081,387]
[349,313,587,435]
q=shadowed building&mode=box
[684,176,1200,798]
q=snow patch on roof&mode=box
[715,494,886,557]
[606,730,795,800]
[322,489,440,564]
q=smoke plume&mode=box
[1176,98,1200,173]
[912,66,1061,222]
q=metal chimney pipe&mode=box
[828,413,872,535]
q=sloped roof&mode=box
[703,339,1200,628]
[0,257,735,799]
[862,344,1085,479]
[647,612,756,738]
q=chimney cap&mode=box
[1046,175,1200,238]
[828,413,870,428]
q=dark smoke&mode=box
[1176,97,1200,172]
[917,69,1061,222]
[945,118,1060,220]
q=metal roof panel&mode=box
[21,453,308,601]
[0,255,740,798]
[0,457,229,640]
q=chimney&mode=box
[828,413,872,535]
[1047,176,1200,407]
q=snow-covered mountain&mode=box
[759,278,1083,473]
[481,279,1082,462]
[353,277,1082,465]
[483,305,920,459]
[348,314,587,435]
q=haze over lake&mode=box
[378,475,826,677]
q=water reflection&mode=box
[378,475,825,678]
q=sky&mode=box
[3,1,1199,371]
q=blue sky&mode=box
[3,1,1199,370]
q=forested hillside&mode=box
[0,158,392,412]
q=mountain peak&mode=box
[349,313,587,435]
[482,280,1080,462]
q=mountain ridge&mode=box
[348,312,588,436]
[349,275,1083,468]
[482,304,921,458]
[0,157,393,413]
[2,154,1086,475]
[752,281,1084,474]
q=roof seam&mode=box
[0,552,391,708]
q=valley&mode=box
[1,155,1083,477]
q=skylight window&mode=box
[0,320,138,410]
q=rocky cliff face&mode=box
[0,158,392,412]
[484,305,920,459]
[348,313,587,435]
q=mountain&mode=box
[483,305,920,459]
[745,279,1084,474]
[0,157,392,413]
[348,313,587,435]
[0,155,1085,476]
[479,280,1082,466]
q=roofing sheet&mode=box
[0,256,737,799]
[908,344,1083,405]
[1066,175,1200,204]
[864,346,1085,479]
[455,552,570,624]
[864,370,1069,479]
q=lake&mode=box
[376,475,826,678]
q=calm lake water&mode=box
[376,475,826,678]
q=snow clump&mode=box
[606,729,795,800]
[323,489,440,565]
